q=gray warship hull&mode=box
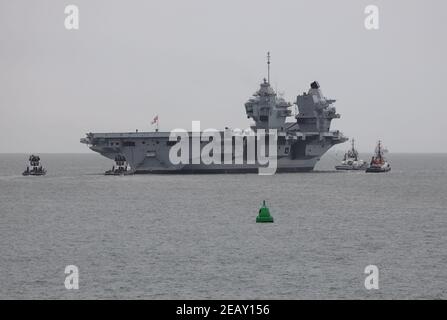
[82,129,345,174]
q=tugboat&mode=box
[22,155,47,176]
[335,139,368,170]
[366,140,391,173]
[105,154,130,175]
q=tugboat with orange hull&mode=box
[366,140,391,173]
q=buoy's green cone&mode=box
[256,200,274,223]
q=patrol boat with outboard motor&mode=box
[81,53,348,173]
[366,140,391,173]
[335,139,367,170]
[22,155,46,176]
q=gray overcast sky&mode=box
[0,0,446,153]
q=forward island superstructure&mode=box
[81,55,347,173]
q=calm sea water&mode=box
[0,153,446,299]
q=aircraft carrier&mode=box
[80,54,347,173]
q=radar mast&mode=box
[267,51,271,84]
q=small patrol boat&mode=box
[105,155,131,175]
[366,140,391,173]
[335,139,368,170]
[22,155,47,176]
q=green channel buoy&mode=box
[256,200,274,223]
